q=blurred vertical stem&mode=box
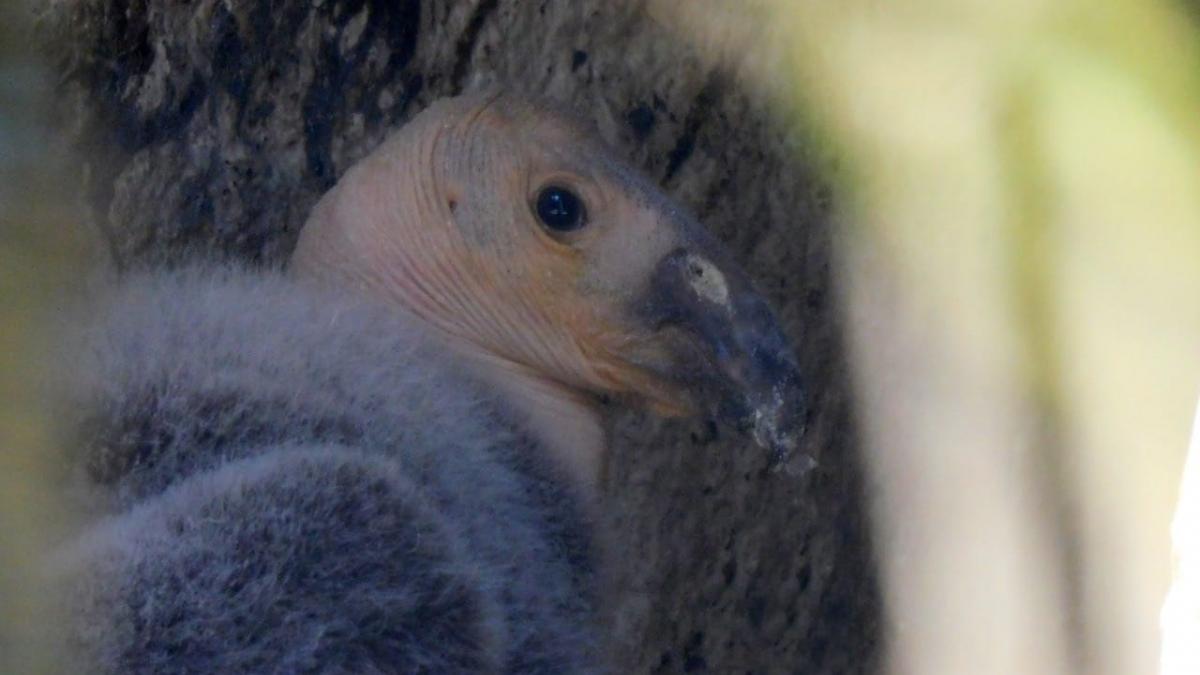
[997,77,1085,668]
[1,1,88,672]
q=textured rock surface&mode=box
[45,0,881,672]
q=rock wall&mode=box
[45,1,881,672]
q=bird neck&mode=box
[453,345,606,492]
[291,138,608,493]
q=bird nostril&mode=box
[447,199,457,213]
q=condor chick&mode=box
[57,92,806,674]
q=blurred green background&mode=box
[762,1,1200,673]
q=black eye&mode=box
[534,185,586,232]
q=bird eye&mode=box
[534,185,587,232]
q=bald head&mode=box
[293,92,806,477]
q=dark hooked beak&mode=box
[644,245,813,473]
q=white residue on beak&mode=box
[751,383,816,477]
[684,254,732,310]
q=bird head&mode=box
[293,92,807,470]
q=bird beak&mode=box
[639,236,811,472]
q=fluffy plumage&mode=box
[55,267,600,674]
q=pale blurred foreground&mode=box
[668,1,1200,674]
[3,1,1199,674]
[0,0,85,671]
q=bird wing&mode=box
[55,267,601,674]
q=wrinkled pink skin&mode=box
[293,91,807,491]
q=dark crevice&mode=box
[626,102,656,141]
[682,630,707,672]
[571,49,588,70]
[663,71,723,183]
[89,0,207,154]
[210,4,249,102]
[450,0,501,90]
[698,174,731,219]
[302,0,420,188]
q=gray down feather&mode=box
[52,266,602,674]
